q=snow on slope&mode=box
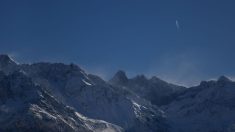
[4,54,235,132]
[20,63,168,131]
[0,62,122,132]
[0,55,169,132]
[163,76,235,132]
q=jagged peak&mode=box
[217,75,231,83]
[0,54,10,60]
[109,70,128,84]
[0,54,18,74]
[0,54,17,65]
[115,70,127,78]
[199,76,232,88]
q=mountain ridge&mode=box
[0,54,235,132]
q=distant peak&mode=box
[116,70,127,77]
[114,70,128,80]
[0,54,17,65]
[109,70,128,85]
[0,54,11,61]
[217,76,231,82]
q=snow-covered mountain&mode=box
[163,76,235,132]
[0,69,122,132]
[1,54,235,132]
[109,70,185,106]
[0,55,168,132]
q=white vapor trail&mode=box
[176,20,180,30]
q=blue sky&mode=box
[1,0,235,86]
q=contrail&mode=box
[176,20,180,30]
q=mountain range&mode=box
[0,54,234,132]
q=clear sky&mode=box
[1,0,235,86]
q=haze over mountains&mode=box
[0,54,235,132]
